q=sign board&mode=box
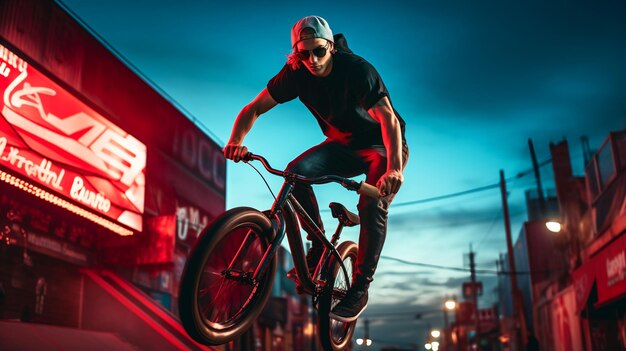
[0,44,146,234]
[462,281,483,299]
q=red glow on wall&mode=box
[0,44,146,233]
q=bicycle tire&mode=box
[178,207,277,345]
[317,240,358,351]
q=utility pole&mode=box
[469,247,477,322]
[500,170,526,350]
[469,245,479,345]
[443,297,452,351]
[362,318,370,350]
[364,318,370,344]
[528,138,546,217]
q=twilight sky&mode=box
[59,0,625,349]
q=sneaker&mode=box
[329,287,368,322]
[286,245,323,280]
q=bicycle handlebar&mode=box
[243,152,380,198]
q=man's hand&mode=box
[376,169,403,197]
[223,143,248,162]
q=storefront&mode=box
[570,131,626,351]
[573,232,626,351]
[0,0,225,330]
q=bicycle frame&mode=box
[254,179,350,296]
[238,154,358,296]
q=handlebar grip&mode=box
[357,182,380,198]
[242,152,253,162]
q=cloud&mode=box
[389,201,526,232]
[404,1,626,123]
[375,270,430,278]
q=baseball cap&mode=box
[290,16,334,47]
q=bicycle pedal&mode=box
[286,270,307,295]
[296,285,306,295]
[312,297,320,310]
[314,280,327,295]
[286,268,301,282]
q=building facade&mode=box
[0,0,227,349]
[498,131,626,351]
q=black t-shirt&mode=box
[267,51,406,148]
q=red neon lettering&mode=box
[90,130,146,187]
[70,176,112,212]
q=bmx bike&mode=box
[178,153,378,350]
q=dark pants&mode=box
[286,139,409,286]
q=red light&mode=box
[0,170,134,236]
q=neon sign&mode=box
[0,44,146,234]
[0,170,133,236]
[176,205,209,243]
[606,250,626,287]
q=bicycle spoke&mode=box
[329,255,356,342]
[201,278,230,321]
[195,225,267,326]
[207,277,244,322]
[205,278,239,323]
[214,281,234,322]
[227,229,257,268]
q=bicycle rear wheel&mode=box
[179,207,277,345]
[317,241,358,351]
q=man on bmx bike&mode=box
[223,15,409,322]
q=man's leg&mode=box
[330,142,409,322]
[285,141,365,269]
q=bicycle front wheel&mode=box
[317,240,358,351]
[178,207,277,345]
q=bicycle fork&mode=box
[221,182,291,286]
[223,213,285,286]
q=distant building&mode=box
[499,130,626,351]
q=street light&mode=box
[356,318,373,348]
[444,299,456,311]
[356,338,372,346]
[430,329,441,338]
[545,220,562,233]
[425,343,432,350]
[443,296,457,351]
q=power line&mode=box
[363,311,422,318]
[363,309,441,318]
[474,173,524,252]
[319,158,552,214]
[392,183,501,208]
[390,158,552,208]
[393,209,525,230]
[380,255,564,275]
[359,315,423,322]
[474,207,503,251]
[381,255,494,274]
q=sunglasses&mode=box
[296,42,330,60]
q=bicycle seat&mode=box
[329,202,360,227]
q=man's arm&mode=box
[223,88,278,162]
[368,96,404,196]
